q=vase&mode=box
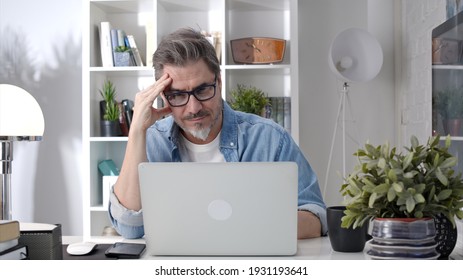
[100,120,122,137]
[366,218,440,260]
[434,214,458,259]
[327,206,369,252]
[114,52,132,67]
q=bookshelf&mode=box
[82,0,299,236]
[432,11,463,177]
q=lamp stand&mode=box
[1,140,13,220]
[323,82,359,198]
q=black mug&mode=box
[327,206,368,252]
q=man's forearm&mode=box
[297,210,322,239]
[113,128,147,211]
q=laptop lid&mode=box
[138,161,298,256]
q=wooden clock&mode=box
[230,37,286,64]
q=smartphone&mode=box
[105,242,146,259]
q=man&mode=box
[109,28,327,239]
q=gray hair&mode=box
[152,28,220,80]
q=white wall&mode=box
[0,0,82,235]
[397,0,446,146]
[0,0,449,235]
[298,0,396,207]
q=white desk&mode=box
[63,236,369,260]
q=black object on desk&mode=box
[105,242,146,259]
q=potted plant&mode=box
[228,84,270,116]
[113,45,133,67]
[340,134,463,258]
[99,79,121,137]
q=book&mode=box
[99,21,114,67]
[0,238,18,252]
[110,28,119,63]
[118,103,129,136]
[267,97,291,132]
[283,97,291,133]
[145,17,155,67]
[0,220,20,242]
[98,159,120,176]
[0,243,28,260]
[121,99,134,130]
[276,97,285,127]
[116,29,126,48]
[126,35,144,66]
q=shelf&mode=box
[432,64,463,70]
[90,206,108,212]
[90,137,129,142]
[159,0,222,12]
[440,136,463,141]
[90,66,153,73]
[83,0,299,237]
[227,0,290,11]
[92,0,154,14]
[223,64,290,70]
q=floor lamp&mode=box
[323,28,383,198]
[0,84,45,220]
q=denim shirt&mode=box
[109,101,328,238]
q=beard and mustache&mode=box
[176,102,222,142]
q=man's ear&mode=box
[217,73,222,88]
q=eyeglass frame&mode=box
[163,75,218,107]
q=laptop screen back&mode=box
[138,161,298,256]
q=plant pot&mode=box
[434,213,458,259]
[100,120,122,137]
[327,206,369,252]
[114,52,132,67]
[367,218,439,260]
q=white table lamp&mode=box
[0,84,45,220]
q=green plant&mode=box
[340,134,463,229]
[228,84,270,115]
[114,45,131,52]
[99,79,120,121]
[434,88,463,119]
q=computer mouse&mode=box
[66,241,98,256]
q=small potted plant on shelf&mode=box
[99,79,121,137]
[113,45,133,67]
[228,84,270,116]
[340,134,463,259]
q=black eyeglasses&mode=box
[163,76,217,107]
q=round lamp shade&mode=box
[0,84,44,139]
[329,28,383,83]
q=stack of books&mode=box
[265,97,291,133]
[99,21,144,67]
[0,220,28,260]
[118,99,134,136]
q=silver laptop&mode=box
[138,161,298,256]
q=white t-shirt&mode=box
[178,132,226,162]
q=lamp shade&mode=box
[0,84,44,139]
[329,28,383,83]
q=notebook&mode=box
[138,161,298,256]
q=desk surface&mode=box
[63,236,369,260]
